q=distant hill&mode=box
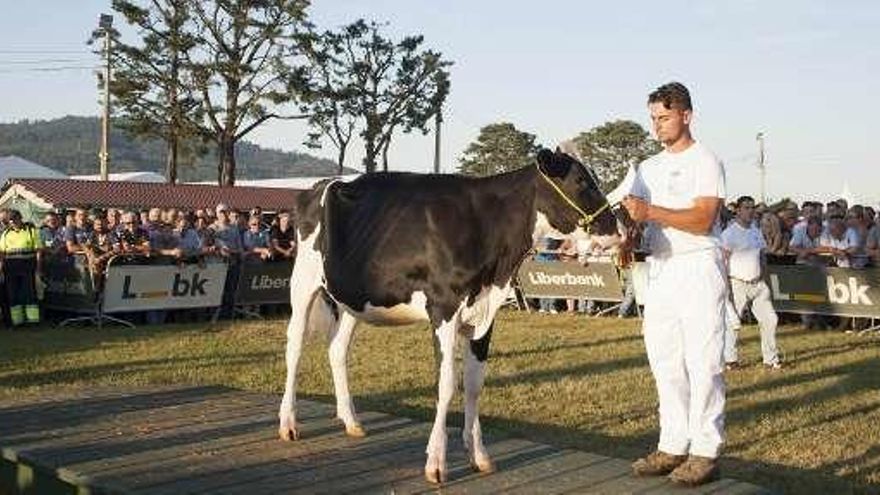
[0,116,355,182]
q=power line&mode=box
[0,49,89,54]
[0,58,93,65]
[0,65,98,73]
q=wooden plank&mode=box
[386,439,562,495]
[238,436,540,495]
[132,416,428,494]
[95,411,401,492]
[0,387,767,495]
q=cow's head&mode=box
[534,147,618,237]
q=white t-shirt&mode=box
[614,141,726,257]
[819,231,852,268]
[721,221,766,281]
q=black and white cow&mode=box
[278,148,619,484]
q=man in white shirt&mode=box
[721,196,781,370]
[621,82,726,486]
[820,217,855,268]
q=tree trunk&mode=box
[381,145,389,172]
[336,147,346,176]
[363,144,378,174]
[166,135,178,184]
[218,133,236,186]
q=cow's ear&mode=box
[537,148,570,178]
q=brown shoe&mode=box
[631,451,687,477]
[668,455,720,486]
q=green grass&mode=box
[1,311,879,493]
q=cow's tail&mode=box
[305,287,339,341]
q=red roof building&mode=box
[0,178,305,216]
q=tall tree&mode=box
[573,120,661,192]
[298,28,359,175]
[189,0,311,186]
[109,0,203,184]
[458,122,538,177]
[319,20,450,174]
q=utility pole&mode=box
[98,14,113,181]
[757,132,766,204]
[433,108,442,174]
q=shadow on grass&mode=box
[490,333,642,359]
[0,321,219,362]
[0,351,276,390]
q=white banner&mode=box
[102,262,227,313]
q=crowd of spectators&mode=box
[1,204,297,326]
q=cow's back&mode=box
[318,172,536,318]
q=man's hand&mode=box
[622,195,650,223]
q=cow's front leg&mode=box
[279,307,307,441]
[425,318,458,484]
[328,311,365,437]
[463,326,494,473]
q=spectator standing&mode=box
[115,211,151,256]
[39,212,65,254]
[64,208,94,256]
[270,210,297,260]
[0,210,42,326]
[243,217,272,261]
[211,203,244,318]
[820,217,855,268]
[174,214,204,260]
[85,216,116,292]
[721,196,781,370]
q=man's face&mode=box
[649,102,691,147]
[830,219,846,239]
[736,200,755,225]
[74,209,87,227]
[93,218,106,233]
[279,213,290,228]
[807,222,822,239]
[44,215,59,229]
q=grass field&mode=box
[1,311,879,493]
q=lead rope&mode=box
[535,165,618,233]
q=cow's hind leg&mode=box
[463,323,494,473]
[425,317,459,484]
[328,310,364,437]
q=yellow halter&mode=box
[536,164,617,231]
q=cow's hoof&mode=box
[424,467,446,485]
[470,457,496,474]
[278,425,300,441]
[345,423,366,438]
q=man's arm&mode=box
[622,196,722,235]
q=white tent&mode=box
[71,171,167,183]
[0,155,66,187]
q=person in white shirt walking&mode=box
[721,196,782,370]
[620,82,727,486]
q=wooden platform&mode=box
[0,386,769,494]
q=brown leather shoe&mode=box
[631,451,687,476]
[668,455,720,486]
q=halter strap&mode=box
[535,164,617,231]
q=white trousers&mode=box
[643,249,726,458]
[724,279,780,365]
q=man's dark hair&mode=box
[648,82,692,111]
[735,195,755,208]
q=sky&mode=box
[1,0,877,205]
